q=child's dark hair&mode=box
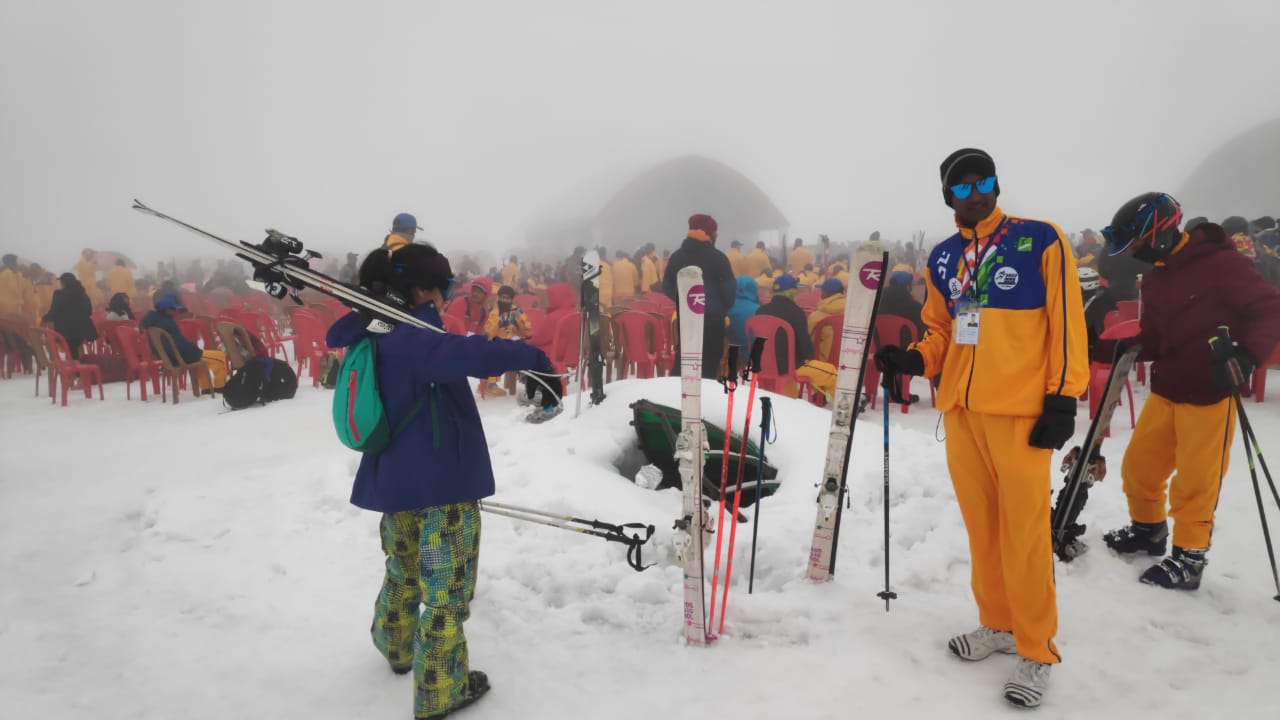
[359,243,453,299]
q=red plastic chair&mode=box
[178,319,217,350]
[614,311,660,379]
[865,315,935,413]
[1253,344,1280,403]
[744,315,812,399]
[514,295,541,312]
[1088,320,1139,431]
[523,308,546,336]
[240,310,292,362]
[795,290,821,312]
[1116,300,1140,322]
[627,300,661,314]
[113,326,161,401]
[290,310,330,387]
[549,312,583,378]
[644,311,674,376]
[42,329,104,406]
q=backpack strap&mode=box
[390,384,440,449]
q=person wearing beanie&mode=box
[1091,194,1280,599]
[662,213,736,378]
[788,237,814,274]
[754,273,837,398]
[874,147,1088,708]
[325,242,560,719]
[726,239,748,277]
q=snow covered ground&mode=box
[3,369,1280,720]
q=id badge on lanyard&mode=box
[954,298,981,345]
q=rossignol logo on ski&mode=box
[685,285,706,314]
[858,260,883,290]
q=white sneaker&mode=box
[1003,657,1051,708]
[947,625,1017,661]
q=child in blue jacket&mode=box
[325,242,560,720]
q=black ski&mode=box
[1051,342,1142,561]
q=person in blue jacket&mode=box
[325,242,561,720]
[726,275,761,351]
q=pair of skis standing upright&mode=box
[671,243,1141,646]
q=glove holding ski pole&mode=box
[1209,327,1255,392]
[524,353,564,410]
[873,345,923,405]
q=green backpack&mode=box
[332,337,431,453]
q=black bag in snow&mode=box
[222,357,297,410]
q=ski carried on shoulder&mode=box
[673,266,709,646]
[806,243,888,582]
[1051,341,1142,561]
[130,200,563,415]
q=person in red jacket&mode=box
[1096,193,1280,590]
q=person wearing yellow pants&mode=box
[1094,193,1280,589]
[875,148,1088,708]
[140,293,228,393]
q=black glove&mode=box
[874,345,925,404]
[1029,394,1077,450]
[524,353,563,409]
[1210,340,1255,391]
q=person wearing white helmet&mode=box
[1078,266,1118,352]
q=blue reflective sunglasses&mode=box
[949,176,997,200]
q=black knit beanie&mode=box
[939,148,999,207]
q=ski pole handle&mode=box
[743,336,766,382]
[721,345,740,389]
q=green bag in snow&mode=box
[332,337,428,453]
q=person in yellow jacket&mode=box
[806,277,845,361]
[106,259,137,300]
[797,264,821,289]
[30,265,56,323]
[787,238,814,274]
[726,240,748,277]
[0,254,30,319]
[744,241,772,279]
[501,256,521,289]
[75,249,104,308]
[483,285,534,395]
[612,251,640,301]
[384,212,421,251]
[639,244,659,293]
[874,148,1087,709]
[596,249,614,309]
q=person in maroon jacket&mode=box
[1096,193,1280,590]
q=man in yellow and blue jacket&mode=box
[875,148,1088,709]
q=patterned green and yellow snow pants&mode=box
[371,502,481,718]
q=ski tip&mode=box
[132,199,150,212]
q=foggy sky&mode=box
[3,0,1279,272]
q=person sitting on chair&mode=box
[139,293,228,393]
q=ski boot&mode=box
[1102,520,1168,556]
[1140,546,1207,590]
[525,404,563,424]
[1003,657,1051,708]
[417,670,490,720]
[947,625,1017,661]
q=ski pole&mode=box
[708,345,739,635]
[1211,328,1280,602]
[748,396,774,594]
[718,337,765,634]
[877,382,898,611]
[478,500,656,572]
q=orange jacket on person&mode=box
[910,207,1089,417]
[483,305,533,340]
[807,291,846,360]
[383,232,412,251]
[744,248,772,278]
[502,261,521,289]
[613,257,640,300]
[597,259,614,308]
[106,265,137,299]
[75,256,103,307]
[726,247,748,277]
[0,266,28,317]
[788,246,814,274]
[640,254,659,293]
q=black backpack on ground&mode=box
[223,357,298,410]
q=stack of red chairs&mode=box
[289,309,330,387]
[864,315,935,414]
[614,312,659,379]
[744,315,812,400]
